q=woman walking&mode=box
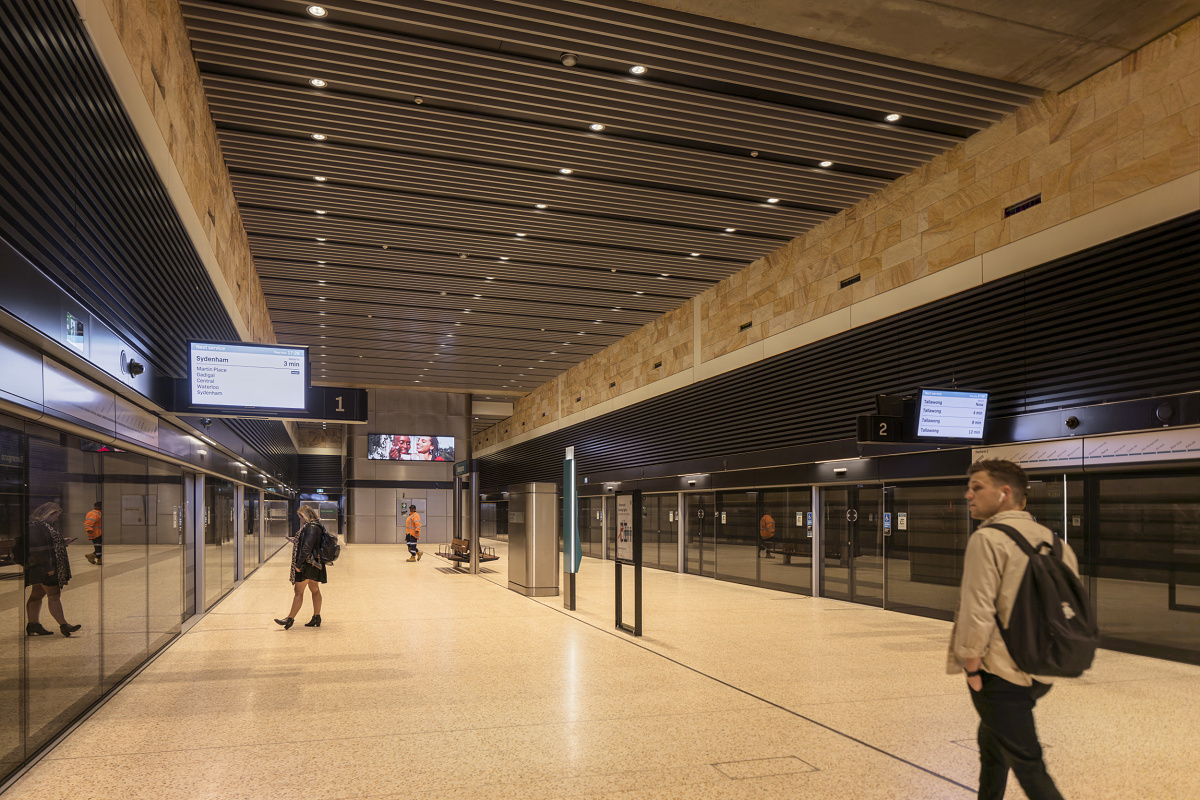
[275,506,326,630]
[25,502,82,637]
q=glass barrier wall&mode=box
[641,494,678,571]
[0,414,187,783]
[243,491,260,573]
[203,478,236,610]
[264,496,291,558]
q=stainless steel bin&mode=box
[507,482,559,596]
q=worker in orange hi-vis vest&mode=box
[405,504,423,562]
[84,501,102,565]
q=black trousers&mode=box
[970,671,1065,800]
[91,535,102,556]
[405,534,419,556]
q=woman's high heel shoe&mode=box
[60,623,81,637]
[274,617,294,630]
[303,615,321,627]
[26,622,53,636]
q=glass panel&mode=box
[100,451,149,689]
[26,432,103,753]
[658,495,678,572]
[887,482,969,617]
[204,478,237,609]
[605,496,615,562]
[715,492,757,584]
[147,460,183,652]
[685,494,714,576]
[759,487,812,594]
[265,497,290,556]
[853,487,884,607]
[243,492,260,572]
[822,488,851,601]
[0,421,27,776]
[1025,476,1087,573]
[1095,473,1200,660]
[641,496,659,569]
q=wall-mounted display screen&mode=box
[915,389,988,440]
[189,341,308,410]
[367,434,454,461]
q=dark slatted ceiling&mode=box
[179,0,1038,395]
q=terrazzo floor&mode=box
[4,541,1199,799]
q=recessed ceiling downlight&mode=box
[589,123,605,132]
[306,5,327,18]
[559,168,573,175]
[886,113,902,122]
[819,160,833,168]
[309,78,327,88]
[629,65,648,75]
[767,198,780,204]
[311,133,327,141]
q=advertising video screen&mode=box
[189,341,308,411]
[367,434,455,462]
[914,389,989,441]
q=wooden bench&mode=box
[436,538,499,567]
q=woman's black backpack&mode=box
[991,524,1099,677]
[315,524,341,565]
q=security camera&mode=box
[200,418,213,428]
[560,52,579,67]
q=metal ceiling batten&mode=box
[178,0,1041,394]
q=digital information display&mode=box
[916,389,988,440]
[190,341,308,410]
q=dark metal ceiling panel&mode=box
[177,0,1042,396]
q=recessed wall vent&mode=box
[653,361,662,369]
[609,381,616,388]
[739,321,752,332]
[576,396,581,402]
[839,274,861,289]
[1004,194,1042,218]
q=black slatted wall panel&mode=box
[480,212,1200,490]
[298,455,343,491]
[0,0,297,483]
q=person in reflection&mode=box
[84,501,102,565]
[413,436,445,461]
[25,502,82,637]
[274,506,326,630]
[389,435,412,461]
[949,460,1075,800]
[759,513,775,559]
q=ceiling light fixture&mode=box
[886,113,902,122]
[535,204,547,209]
[690,252,700,257]
[314,176,327,182]
[315,210,327,215]
[311,133,327,140]
[767,198,780,204]
[515,233,526,237]
[629,65,648,75]
[499,256,510,260]
[819,160,833,168]
[559,168,573,175]
[725,228,736,233]
[560,52,579,67]
[315,237,326,241]
[309,78,327,88]
[589,123,605,132]
[306,5,327,18]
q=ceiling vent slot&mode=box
[739,321,752,332]
[839,275,861,289]
[1004,194,1042,218]
[653,361,663,369]
[609,381,616,388]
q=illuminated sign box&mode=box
[189,341,308,411]
[913,389,989,441]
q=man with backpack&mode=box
[949,459,1088,800]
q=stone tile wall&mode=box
[478,20,1200,453]
[99,0,276,344]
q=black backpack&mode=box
[990,524,1099,677]
[315,524,340,565]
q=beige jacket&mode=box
[946,510,1081,686]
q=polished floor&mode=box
[5,541,1199,799]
